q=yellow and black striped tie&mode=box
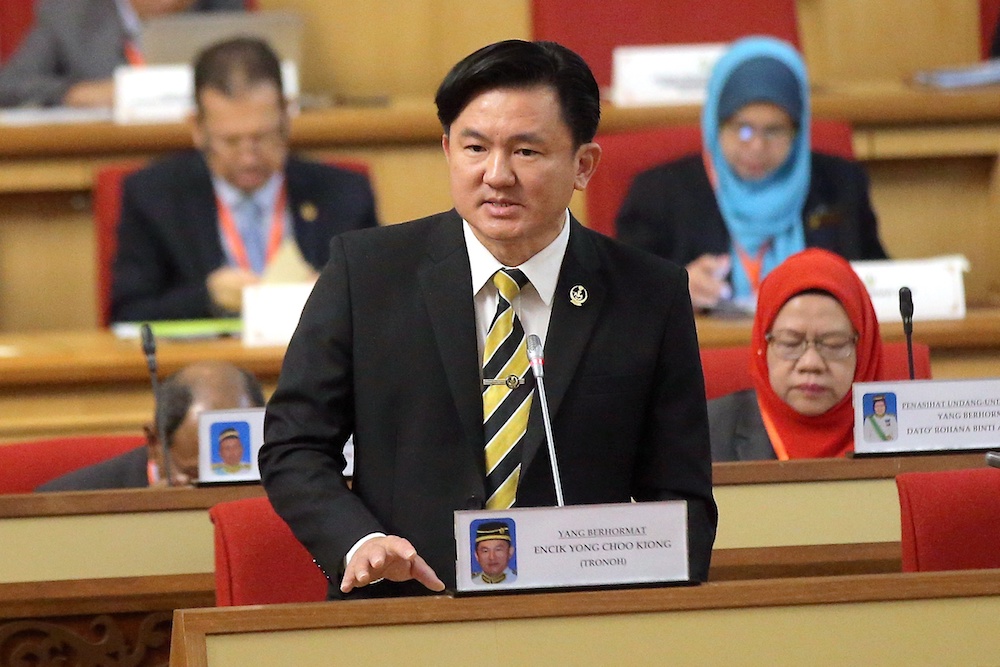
[483,268,534,510]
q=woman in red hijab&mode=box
[708,248,883,460]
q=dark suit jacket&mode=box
[261,211,718,598]
[36,446,149,492]
[111,150,378,322]
[707,389,777,462]
[615,152,888,270]
[0,0,244,107]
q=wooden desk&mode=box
[4,81,1000,330]
[0,331,284,442]
[169,570,1000,667]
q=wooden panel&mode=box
[168,571,1000,667]
[797,0,980,85]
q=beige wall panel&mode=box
[258,0,531,98]
[798,0,980,84]
[865,157,999,307]
[0,193,96,331]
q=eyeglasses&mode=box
[765,331,858,361]
[723,122,796,145]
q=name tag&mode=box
[853,378,1000,455]
[454,501,689,593]
[850,255,969,322]
[611,43,726,107]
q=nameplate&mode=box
[113,61,300,125]
[242,282,314,347]
[853,378,1000,455]
[197,407,264,485]
[611,43,726,107]
[454,501,689,593]
[850,255,968,322]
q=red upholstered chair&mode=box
[699,341,931,401]
[209,496,328,605]
[0,0,35,63]
[0,434,146,494]
[93,162,146,327]
[896,467,1000,572]
[586,120,855,238]
[531,0,799,91]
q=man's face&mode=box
[442,85,600,266]
[192,84,289,194]
[475,539,513,576]
[219,435,244,465]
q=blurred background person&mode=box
[616,36,887,311]
[36,361,264,490]
[708,248,883,461]
[0,0,245,108]
[111,37,378,321]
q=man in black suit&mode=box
[37,361,265,491]
[110,37,377,322]
[260,40,717,599]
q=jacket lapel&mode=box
[417,212,485,464]
[520,218,606,477]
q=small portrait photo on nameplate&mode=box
[454,501,690,594]
[197,407,265,485]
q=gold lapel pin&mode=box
[299,202,318,222]
[569,285,588,307]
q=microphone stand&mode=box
[899,287,915,380]
[141,323,173,486]
[526,334,564,507]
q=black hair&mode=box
[434,39,600,147]
[156,366,265,449]
[193,37,283,111]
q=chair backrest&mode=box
[0,0,34,63]
[531,0,800,90]
[699,340,931,401]
[896,467,1000,572]
[93,162,146,327]
[0,434,146,494]
[586,120,856,238]
[209,496,328,605]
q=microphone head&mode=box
[899,286,914,319]
[140,322,156,356]
[526,334,544,363]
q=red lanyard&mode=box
[215,186,287,273]
[124,39,146,66]
[734,240,770,294]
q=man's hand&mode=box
[685,253,732,310]
[207,266,259,314]
[62,79,115,108]
[341,535,445,594]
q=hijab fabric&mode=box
[702,36,811,301]
[750,248,883,458]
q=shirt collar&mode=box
[212,172,284,211]
[464,209,571,306]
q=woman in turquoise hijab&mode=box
[617,36,887,311]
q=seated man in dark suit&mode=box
[110,37,378,322]
[37,361,265,491]
[0,0,245,108]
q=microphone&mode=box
[987,451,1000,469]
[898,287,915,380]
[140,323,174,486]
[526,334,564,507]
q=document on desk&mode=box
[112,319,243,341]
[0,107,113,126]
